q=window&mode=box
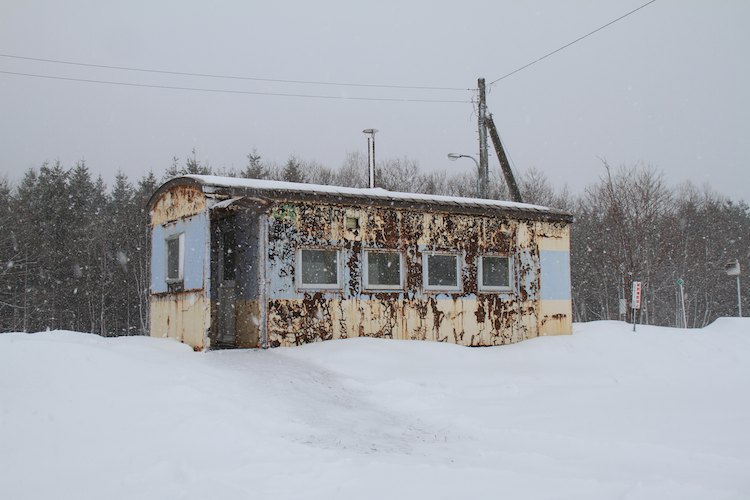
[297,249,341,289]
[166,233,184,286]
[424,253,461,291]
[345,216,360,230]
[364,250,403,290]
[478,255,512,291]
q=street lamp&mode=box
[363,128,378,188]
[725,259,742,317]
[447,153,481,196]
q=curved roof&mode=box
[150,175,573,223]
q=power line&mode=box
[0,70,471,103]
[489,0,657,86]
[0,53,470,92]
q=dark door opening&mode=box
[217,223,237,346]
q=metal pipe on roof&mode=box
[363,128,378,188]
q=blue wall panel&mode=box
[151,212,208,293]
[539,250,571,301]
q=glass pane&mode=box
[427,254,458,287]
[482,256,510,287]
[301,249,338,285]
[167,237,180,280]
[367,252,401,287]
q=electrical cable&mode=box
[0,53,470,92]
[489,0,657,85]
[0,70,471,103]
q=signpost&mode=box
[631,281,641,332]
[677,278,687,328]
[724,260,742,317]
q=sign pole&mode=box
[677,278,686,328]
[737,274,742,317]
[631,281,642,332]
[724,260,741,317]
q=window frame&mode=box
[477,254,513,292]
[363,249,404,291]
[165,232,185,286]
[423,251,462,292]
[296,247,342,290]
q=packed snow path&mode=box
[2,320,749,499]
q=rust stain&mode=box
[151,185,206,226]
[151,291,209,350]
[254,199,560,348]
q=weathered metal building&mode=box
[148,175,573,350]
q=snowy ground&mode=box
[1,320,749,500]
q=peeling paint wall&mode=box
[537,223,573,335]
[149,186,211,350]
[151,185,206,226]
[150,292,210,350]
[149,181,572,350]
[262,201,572,347]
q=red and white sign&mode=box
[631,281,642,310]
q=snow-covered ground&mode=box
[2,320,749,500]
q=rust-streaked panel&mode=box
[151,185,207,226]
[235,300,261,348]
[151,189,571,349]
[538,300,573,336]
[150,292,209,350]
[260,197,568,348]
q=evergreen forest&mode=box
[1,150,747,335]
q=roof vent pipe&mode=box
[363,128,378,188]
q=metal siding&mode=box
[150,292,210,350]
[150,184,206,226]
[538,299,573,335]
[151,225,168,294]
[149,182,573,348]
[539,250,572,301]
[262,201,554,347]
[149,185,211,350]
[150,212,208,292]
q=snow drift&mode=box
[1,320,749,499]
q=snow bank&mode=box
[1,321,749,500]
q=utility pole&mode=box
[477,78,489,198]
[485,113,523,203]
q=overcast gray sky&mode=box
[1,0,748,201]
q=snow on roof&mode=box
[182,175,569,217]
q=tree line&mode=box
[0,151,747,334]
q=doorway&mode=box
[217,222,237,346]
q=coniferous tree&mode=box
[164,149,213,179]
[241,150,269,179]
[108,172,137,335]
[281,156,305,183]
[1,154,748,335]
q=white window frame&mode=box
[363,249,404,291]
[165,232,184,284]
[296,248,342,290]
[423,252,462,292]
[477,254,513,292]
